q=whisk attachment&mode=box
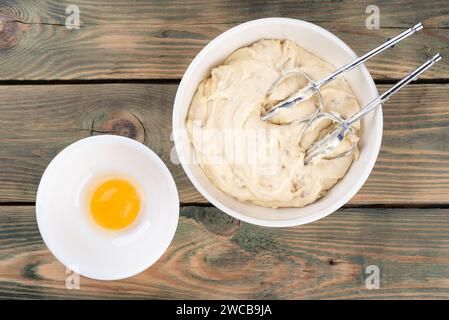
[261,22,424,123]
[262,69,323,123]
[301,53,442,165]
[300,113,357,165]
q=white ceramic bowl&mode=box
[36,135,179,280]
[173,18,382,227]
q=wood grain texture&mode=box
[1,83,449,205]
[0,0,447,80]
[2,205,449,299]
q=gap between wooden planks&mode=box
[0,83,448,205]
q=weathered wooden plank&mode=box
[0,83,204,203]
[355,83,449,204]
[1,205,449,299]
[4,0,449,27]
[1,83,449,205]
[0,0,447,80]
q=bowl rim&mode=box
[173,17,383,227]
[35,134,180,280]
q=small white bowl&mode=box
[173,18,382,227]
[36,135,179,280]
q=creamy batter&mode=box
[186,39,360,208]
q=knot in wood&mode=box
[92,110,146,143]
[0,10,24,49]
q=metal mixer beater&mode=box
[260,23,442,165]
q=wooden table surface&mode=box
[1,0,449,299]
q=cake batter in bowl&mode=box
[173,18,382,227]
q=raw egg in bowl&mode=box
[36,135,179,280]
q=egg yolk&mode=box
[90,179,140,230]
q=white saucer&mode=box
[36,135,179,280]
